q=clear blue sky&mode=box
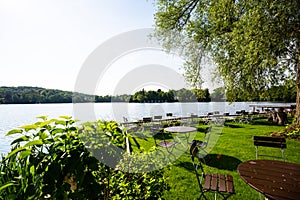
[0,0,217,95]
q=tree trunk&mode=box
[297,40,300,126]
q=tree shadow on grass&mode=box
[175,154,242,172]
[251,120,276,126]
[196,127,208,132]
[174,161,194,172]
[153,131,174,142]
[204,154,242,171]
[224,123,244,128]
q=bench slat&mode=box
[211,174,218,191]
[254,141,286,148]
[219,174,226,192]
[203,174,211,190]
[226,175,235,193]
[254,136,286,142]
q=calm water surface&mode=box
[0,102,293,154]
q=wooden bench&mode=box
[253,136,286,160]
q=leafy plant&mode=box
[80,120,169,199]
[0,117,169,200]
[0,116,103,199]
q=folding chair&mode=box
[190,126,212,163]
[190,141,235,200]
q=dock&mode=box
[249,104,296,112]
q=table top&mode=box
[164,126,197,133]
[238,160,300,200]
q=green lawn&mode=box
[129,118,300,199]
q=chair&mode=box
[166,113,173,117]
[153,115,163,120]
[152,116,163,132]
[122,117,137,132]
[190,126,212,163]
[150,116,164,145]
[140,117,153,132]
[182,113,198,126]
[190,141,235,200]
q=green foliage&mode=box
[210,87,226,101]
[0,86,94,104]
[275,123,300,140]
[130,89,176,103]
[0,117,168,200]
[80,120,126,168]
[111,153,170,200]
[0,116,102,199]
[80,120,169,199]
[130,88,211,103]
[0,86,130,104]
[153,0,300,102]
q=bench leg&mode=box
[256,146,258,159]
[281,149,285,161]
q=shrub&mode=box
[0,117,168,200]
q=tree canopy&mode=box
[153,0,300,122]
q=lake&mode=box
[0,102,293,154]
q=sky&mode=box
[0,0,218,95]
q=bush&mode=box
[0,117,168,200]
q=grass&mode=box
[127,117,300,199]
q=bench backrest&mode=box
[253,136,286,149]
[142,117,152,123]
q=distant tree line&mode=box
[0,86,95,104]
[0,85,296,104]
[129,89,175,103]
[0,86,211,104]
[129,88,211,103]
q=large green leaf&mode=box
[6,147,25,159]
[59,115,72,120]
[20,149,32,159]
[11,135,30,145]
[23,139,44,147]
[51,128,65,135]
[20,124,38,132]
[53,119,66,126]
[38,131,48,140]
[40,119,55,127]
[0,182,17,191]
[36,115,48,121]
[6,129,23,136]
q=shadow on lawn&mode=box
[204,154,242,171]
[175,154,242,172]
[154,132,174,140]
[196,127,208,132]
[175,161,194,172]
[251,120,277,126]
[224,123,244,128]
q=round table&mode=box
[164,126,197,133]
[163,126,197,149]
[238,160,300,200]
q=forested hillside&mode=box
[0,85,295,104]
[0,86,95,104]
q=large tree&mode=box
[153,0,300,124]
